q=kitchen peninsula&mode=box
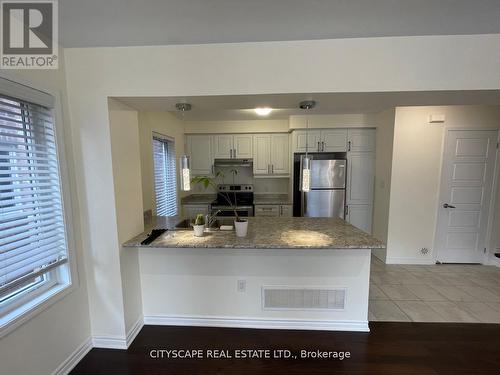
[124,217,384,332]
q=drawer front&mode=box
[255,205,280,217]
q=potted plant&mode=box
[191,171,249,237]
[192,214,205,237]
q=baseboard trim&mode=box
[385,257,436,265]
[92,316,144,349]
[143,314,369,332]
[51,337,92,375]
[126,316,144,347]
[91,335,127,350]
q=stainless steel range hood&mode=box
[214,158,253,167]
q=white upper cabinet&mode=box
[347,152,375,205]
[253,135,271,175]
[253,133,289,176]
[270,134,289,174]
[213,134,233,158]
[348,129,376,152]
[294,130,321,153]
[293,129,348,152]
[186,135,213,176]
[233,135,253,158]
[213,134,253,158]
[322,129,348,152]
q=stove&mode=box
[211,184,254,220]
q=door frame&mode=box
[433,128,500,265]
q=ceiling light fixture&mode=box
[175,102,192,112]
[254,107,272,116]
[176,102,192,191]
[298,100,316,192]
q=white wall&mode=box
[138,111,185,215]
[108,99,144,334]
[386,105,500,264]
[0,63,91,373]
[372,109,396,261]
[289,114,377,129]
[185,119,288,133]
[62,34,500,339]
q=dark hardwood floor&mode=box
[71,323,500,374]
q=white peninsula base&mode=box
[140,247,372,332]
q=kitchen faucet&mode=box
[205,210,221,228]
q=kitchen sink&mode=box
[174,219,193,229]
[174,219,221,231]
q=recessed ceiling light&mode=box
[254,107,272,116]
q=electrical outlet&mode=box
[237,279,246,292]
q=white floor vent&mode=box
[262,287,346,310]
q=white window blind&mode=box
[0,94,68,294]
[153,134,178,216]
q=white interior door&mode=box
[436,130,498,263]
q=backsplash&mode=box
[189,166,289,194]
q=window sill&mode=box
[0,282,74,339]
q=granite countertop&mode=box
[180,194,216,205]
[124,216,385,250]
[253,194,292,205]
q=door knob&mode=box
[443,203,456,208]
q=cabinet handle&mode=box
[211,165,214,174]
[271,164,274,174]
[317,141,321,152]
[322,141,325,151]
[280,206,283,216]
[345,205,349,218]
[234,148,237,158]
[348,141,351,152]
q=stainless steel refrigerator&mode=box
[293,153,347,218]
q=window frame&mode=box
[0,77,79,338]
[152,132,178,217]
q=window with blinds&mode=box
[0,93,68,301]
[153,134,178,216]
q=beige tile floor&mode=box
[369,256,500,323]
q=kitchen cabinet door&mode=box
[321,129,347,152]
[270,134,289,174]
[348,129,376,152]
[186,135,213,175]
[279,204,293,217]
[347,152,374,205]
[234,134,253,158]
[253,135,271,175]
[346,204,373,234]
[213,134,233,158]
[255,205,280,217]
[293,130,321,153]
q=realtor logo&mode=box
[1,0,58,69]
